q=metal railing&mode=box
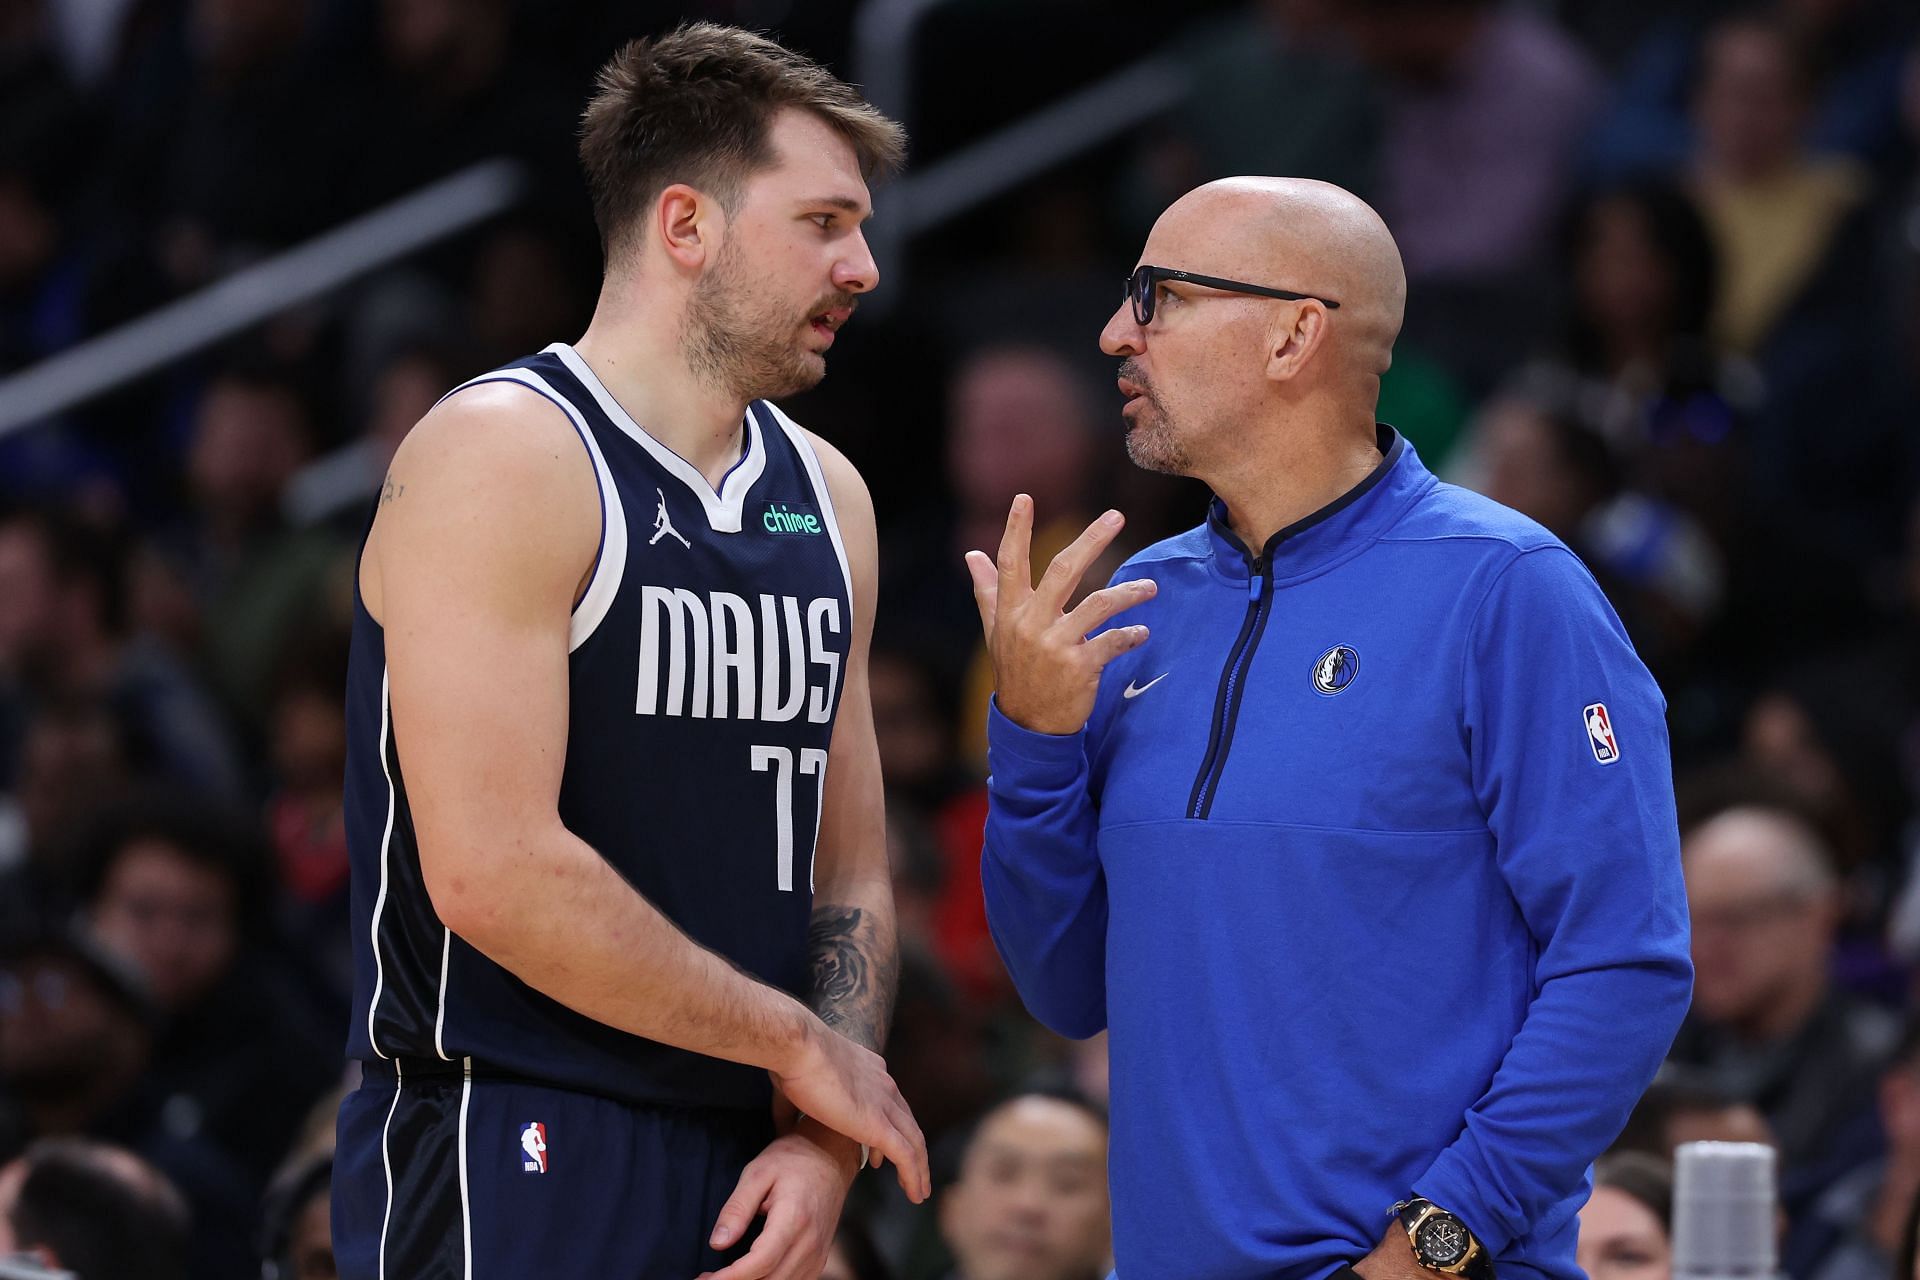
[0,26,1192,437]
[0,160,527,437]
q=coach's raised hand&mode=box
[966,496,1156,736]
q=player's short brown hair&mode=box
[578,23,906,265]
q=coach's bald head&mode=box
[1170,177,1402,377]
[1102,177,1405,479]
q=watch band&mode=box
[1393,1198,1496,1280]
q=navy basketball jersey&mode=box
[341,342,854,1111]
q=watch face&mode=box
[1419,1215,1470,1266]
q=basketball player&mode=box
[331,25,928,1280]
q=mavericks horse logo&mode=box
[1312,645,1359,696]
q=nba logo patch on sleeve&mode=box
[520,1122,548,1173]
[1584,703,1620,764]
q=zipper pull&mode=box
[1248,558,1265,602]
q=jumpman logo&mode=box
[650,488,690,548]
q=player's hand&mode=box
[965,497,1155,736]
[767,1018,930,1203]
[1352,1222,1434,1280]
[699,1125,854,1280]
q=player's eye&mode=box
[810,214,836,230]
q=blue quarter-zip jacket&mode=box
[982,428,1692,1280]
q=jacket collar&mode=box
[1206,425,1432,582]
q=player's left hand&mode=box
[1352,1222,1434,1280]
[698,1122,861,1280]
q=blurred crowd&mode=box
[1,0,1918,1276]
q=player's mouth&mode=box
[808,305,853,345]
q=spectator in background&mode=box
[0,507,243,802]
[1668,805,1898,1270]
[1682,15,1912,573]
[1614,1074,1776,1160]
[1453,381,1723,684]
[164,358,345,725]
[257,1152,333,1280]
[108,0,357,293]
[1804,1023,1920,1280]
[75,796,339,1189]
[1579,1152,1673,1280]
[0,1136,189,1280]
[1339,0,1603,387]
[0,697,130,907]
[264,630,353,1011]
[1687,16,1873,358]
[1121,0,1381,232]
[937,1092,1111,1280]
[944,347,1111,769]
[0,919,255,1277]
[284,341,470,532]
[1585,0,1914,184]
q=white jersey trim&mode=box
[433,928,453,1061]
[376,1059,403,1280]
[366,667,397,1058]
[458,1058,475,1280]
[443,366,629,652]
[549,342,765,534]
[764,402,854,609]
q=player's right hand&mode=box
[768,1018,930,1202]
[965,497,1156,736]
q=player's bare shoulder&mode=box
[361,379,602,625]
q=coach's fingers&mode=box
[1036,510,1125,612]
[1062,578,1156,640]
[964,550,999,643]
[708,1160,776,1253]
[994,495,1034,608]
[1083,625,1152,669]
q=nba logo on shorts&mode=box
[520,1122,548,1173]
[1584,703,1620,765]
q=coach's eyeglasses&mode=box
[1125,264,1341,327]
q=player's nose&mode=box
[835,230,879,294]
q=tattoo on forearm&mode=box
[808,905,898,1053]
[380,475,405,504]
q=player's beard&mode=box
[683,238,837,402]
[1119,360,1192,475]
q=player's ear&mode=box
[1265,302,1331,384]
[657,184,714,271]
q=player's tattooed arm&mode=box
[807,903,898,1053]
[380,473,405,504]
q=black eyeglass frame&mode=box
[1126,265,1341,326]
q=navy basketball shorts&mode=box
[333,1061,774,1279]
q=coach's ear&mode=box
[657,183,717,271]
